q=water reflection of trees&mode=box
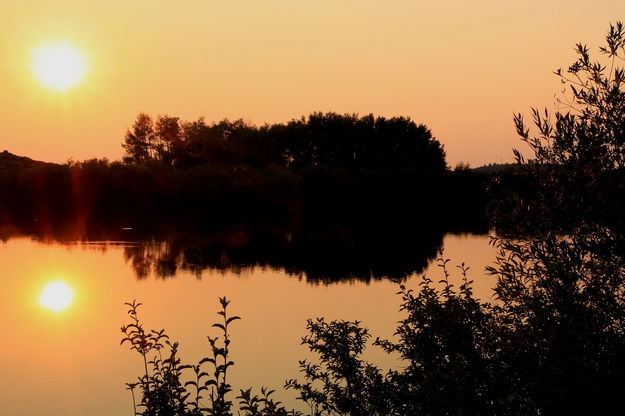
[122,224,452,283]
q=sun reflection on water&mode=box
[38,280,75,312]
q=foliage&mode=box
[2,111,491,242]
[452,161,471,171]
[0,152,487,250]
[508,22,625,233]
[485,21,625,413]
[121,112,447,174]
[285,318,390,416]
[121,298,299,416]
[286,259,521,416]
[123,259,509,416]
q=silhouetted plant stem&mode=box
[142,354,150,395]
[121,300,169,412]
[126,382,138,416]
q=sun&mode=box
[31,42,87,91]
[39,281,74,312]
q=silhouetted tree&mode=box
[154,115,183,166]
[123,113,155,163]
[121,112,447,174]
[487,21,625,413]
[275,112,447,173]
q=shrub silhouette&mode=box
[486,21,625,413]
[123,260,506,415]
[121,298,300,416]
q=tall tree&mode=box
[489,21,625,413]
[154,115,183,166]
[122,113,155,163]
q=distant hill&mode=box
[0,150,56,171]
[472,163,520,174]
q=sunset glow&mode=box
[0,2,622,165]
[0,1,624,414]
[31,42,87,91]
[39,280,74,311]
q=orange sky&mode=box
[1,1,624,166]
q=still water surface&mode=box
[0,233,495,416]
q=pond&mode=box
[0,232,496,416]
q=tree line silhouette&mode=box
[122,112,447,174]
[0,129,495,284]
[0,111,495,256]
[0,109,540,284]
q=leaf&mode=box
[199,357,215,365]
[226,316,241,324]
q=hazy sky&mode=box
[1,1,624,166]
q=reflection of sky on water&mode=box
[0,233,495,416]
